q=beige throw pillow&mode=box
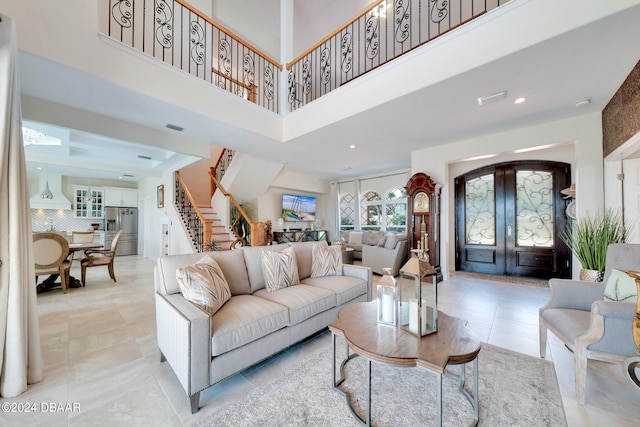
[347,231,363,244]
[311,243,343,277]
[262,246,300,292]
[176,255,232,315]
[604,269,638,302]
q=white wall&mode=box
[411,112,604,280]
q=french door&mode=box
[455,161,571,279]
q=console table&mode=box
[272,230,326,244]
[329,302,481,426]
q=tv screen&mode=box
[282,194,316,222]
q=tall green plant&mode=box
[559,209,627,272]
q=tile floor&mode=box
[1,255,639,426]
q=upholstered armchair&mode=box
[539,243,640,404]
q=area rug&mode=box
[195,340,566,427]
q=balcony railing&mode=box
[101,0,282,113]
[286,0,509,112]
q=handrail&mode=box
[175,171,212,252]
[174,0,281,70]
[285,0,509,112]
[208,168,270,247]
[102,0,281,113]
[287,0,387,70]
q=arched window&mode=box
[339,193,355,231]
[360,191,382,231]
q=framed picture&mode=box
[157,185,164,208]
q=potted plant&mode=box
[559,208,628,281]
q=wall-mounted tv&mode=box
[282,194,316,222]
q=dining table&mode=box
[38,241,103,292]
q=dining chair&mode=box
[33,232,71,294]
[81,230,122,287]
[71,231,95,266]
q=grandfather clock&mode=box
[405,172,442,280]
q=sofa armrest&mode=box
[577,300,637,358]
[343,264,373,301]
[155,292,211,399]
[541,278,605,312]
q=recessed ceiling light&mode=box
[477,90,507,106]
[514,97,526,104]
[574,98,591,108]
[349,144,356,149]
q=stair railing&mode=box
[210,148,236,198]
[102,0,282,113]
[286,0,509,112]
[208,168,271,248]
[174,171,212,252]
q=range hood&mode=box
[30,173,72,210]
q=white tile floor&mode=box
[1,255,639,426]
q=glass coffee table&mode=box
[329,301,481,426]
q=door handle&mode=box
[507,226,512,236]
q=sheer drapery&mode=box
[0,13,43,397]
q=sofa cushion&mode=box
[262,247,301,292]
[254,285,336,325]
[604,269,638,302]
[204,249,251,295]
[363,230,384,246]
[348,231,363,244]
[302,275,367,306]
[311,243,343,277]
[211,295,289,356]
[287,241,319,280]
[384,233,407,250]
[243,243,289,293]
[176,256,232,316]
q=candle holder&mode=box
[376,268,398,326]
[399,258,438,336]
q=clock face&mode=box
[414,192,429,213]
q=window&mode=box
[339,193,355,231]
[385,187,407,232]
[360,191,382,230]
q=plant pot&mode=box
[580,268,604,282]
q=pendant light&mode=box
[40,166,53,199]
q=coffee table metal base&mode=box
[331,333,479,427]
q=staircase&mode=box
[198,207,234,250]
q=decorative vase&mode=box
[579,268,604,282]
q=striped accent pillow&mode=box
[262,247,300,292]
[311,243,343,277]
[176,255,231,315]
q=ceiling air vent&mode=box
[166,123,184,132]
[123,174,134,177]
[137,155,152,160]
[477,90,507,106]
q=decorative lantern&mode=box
[399,258,438,336]
[377,268,399,325]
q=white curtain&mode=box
[0,14,43,397]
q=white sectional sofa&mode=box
[154,241,372,413]
[342,230,408,275]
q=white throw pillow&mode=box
[347,231,363,244]
[262,246,300,292]
[176,256,232,315]
[311,243,343,277]
[604,269,638,302]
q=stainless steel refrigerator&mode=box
[104,206,138,256]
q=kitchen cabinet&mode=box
[73,186,104,218]
[104,187,138,207]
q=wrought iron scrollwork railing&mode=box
[102,0,281,113]
[210,148,236,198]
[286,0,509,112]
[175,171,211,252]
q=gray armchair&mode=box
[539,243,640,404]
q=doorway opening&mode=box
[455,161,571,280]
